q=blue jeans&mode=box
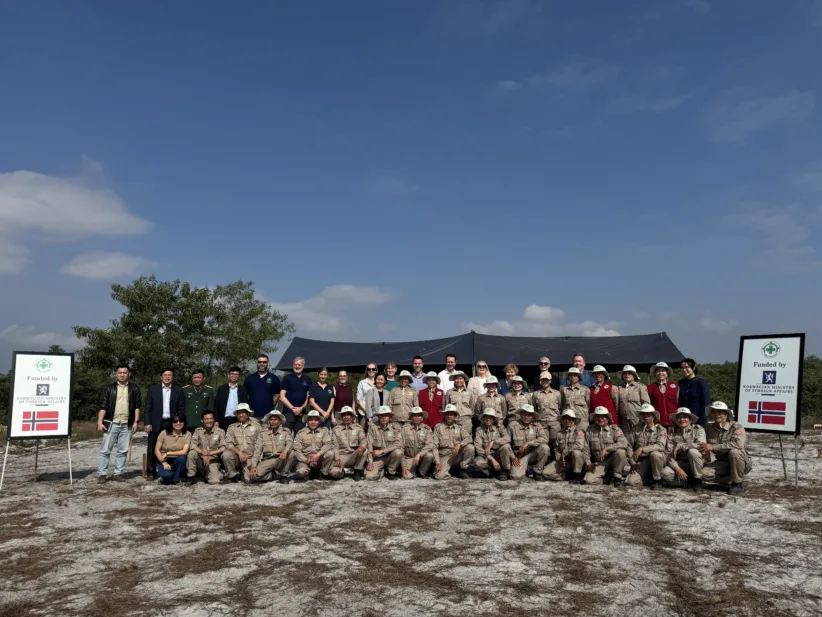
[98,422,131,477]
[156,455,187,485]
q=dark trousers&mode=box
[221,416,237,431]
[283,410,304,434]
[156,455,187,485]
[146,419,173,477]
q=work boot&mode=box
[498,470,509,481]
[112,475,125,482]
[729,482,745,494]
[455,469,470,480]
[96,475,107,484]
[611,477,625,488]
[279,474,291,485]
[353,470,365,482]
[229,474,241,483]
[572,473,586,485]
[182,477,196,486]
[650,480,663,490]
[533,473,548,482]
[385,471,400,481]
[689,477,703,492]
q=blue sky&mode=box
[1,0,821,370]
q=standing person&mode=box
[498,364,522,396]
[400,407,435,479]
[332,370,354,426]
[280,357,312,433]
[185,410,225,485]
[222,404,261,483]
[388,371,419,424]
[467,361,492,399]
[561,354,595,387]
[356,363,378,420]
[647,362,678,428]
[562,368,591,430]
[445,371,475,434]
[365,374,389,429]
[437,354,458,394]
[504,376,532,426]
[243,354,281,419]
[183,369,215,430]
[589,365,619,425]
[96,364,141,483]
[154,413,191,485]
[410,356,427,391]
[532,357,561,392]
[419,372,445,429]
[308,368,335,430]
[532,371,562,454]
[383,362,400,391]
[616,365,650,435]
[144,368,185,482]
[329,407,367,481]
[474,376,508,428]
[678,358,711,426]
[214,367,248,430]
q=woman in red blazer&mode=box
[647,362,678,427]
[418,371,444,429]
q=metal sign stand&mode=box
[794,437,799,489]
[0,441,9,492]
[34,439,40,479]
[778,435,787,480]
[0,437,74,493]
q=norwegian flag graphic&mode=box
[22,410,60,432]
[747,401,786,426]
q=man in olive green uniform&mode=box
[584,406,630,487]
[433,404,474,480]
[474,376,508,426]
[508,404,550,481]
[401,406,435,479]
[186,410,225,485]
[388,371,419,424]
[626,403,670,489]
[293,409,335,480]
[222,404,261,483]
[329,406,368,481]
[445,371,475,434]
[661,407,706,490]
[473,408,513,480]
[249,410,294,484]
[532,371,562,454]
[544,409,589,483]
[183,370,215,430]
[366,406,404,481]
[701,401,752,494]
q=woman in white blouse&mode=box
[467,361,492,399]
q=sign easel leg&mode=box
[0,441,9,493]
[67,438,73,485]
[34,439,40,481]
[778,435,787,480]
[794,436,799,489]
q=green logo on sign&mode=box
[761,341,781,358]
[35,358,53,373]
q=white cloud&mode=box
[705,90,815,143]
[528,56,620,90]
[700,315,740,333]
[267,285,393,334]
[0,325,84,352]
[682,0,711,16]
[0,244,31,275]
[523,304,565,322]
[789,161,822,194]
[607,93,689,113]
[462,304,621,337]
[463,319,516,335]
[61,252,157,280]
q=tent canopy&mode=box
[275,331,684,374]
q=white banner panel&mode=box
[8,352,74,440]
[735,334,804,436]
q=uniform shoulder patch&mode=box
[735,429,744,435]
[577,431,584,436]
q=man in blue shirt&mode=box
[243,354,281,419]
[281,356,313,432]
[561,354,596,387]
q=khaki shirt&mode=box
[367,422,404,464]
[401,423,434,458]
[474,424,511,454]
[668,425,706,464]
[433,422,470,462]
[251,427,293,467]
[226,420,261,458]
[388,386,419,423]
[560,384,590,418]
[474,393,508,420]
[156,431,191,455]
[504,392,533,419]
[706,421,748,458]
[631,423,669,455]
[532,389,562,427]
[293,427,333,463]
[618,382,650,425]
[586,424,629,462]
[556,424,590,463]
[113,383,130,423]
[508,420,549,453]
[445,388,475,418]
[331,423,367,457]
[190,426,226,455]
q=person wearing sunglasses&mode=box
[356,363,379,421]
[532,357,561,391]
[243,354,281,420]
[468,361,492,399]
[155,413,191,485]
[364,372,387,429]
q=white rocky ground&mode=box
[0,432,820,617]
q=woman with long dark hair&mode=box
[678,358,711,425]
[155,412,191,484]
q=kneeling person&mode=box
[186,410,225,485]
[433,404,475,479]
[544,409,589,483]
[626,404,669,489]
[661,407,706,490]
[584,406,629,486]
[474,408,514,480]
[221,404,260,483]
[294,410,334,480]
[249,410,294,484]
[508,404,550,481]
[330,406,368,481]
[401,406,435,479]
[366,406,404,480]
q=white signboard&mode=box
[8,352,74,440]
[735,334,804,436]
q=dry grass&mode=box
[0,598,37,617]
[164,539,244,578]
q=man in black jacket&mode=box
[143,368,185,481]
[97,365,142,483]
[214,366,248,430]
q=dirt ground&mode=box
[0,431,820,617]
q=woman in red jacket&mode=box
[647,362,678,427]
[418,371,444,429]
[589,365,618,425]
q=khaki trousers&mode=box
[252,454,294,482]
[295,451,335,480]
[221,450,253,482]
[661,449,705,483]
[328,450,368,479]
[401,452,435,478]
[186,451,222,484]
[365,448,403,480]
[474,444,514,476]
[457,416,472,434]
[703,450,752,484]
[434,445,476,480]
[510,444,550,480]
[584,450,629,484]
[543,450,585,481]
[626,452,665,485]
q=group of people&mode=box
[95,351,749,492]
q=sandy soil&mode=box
[0,431,820,617]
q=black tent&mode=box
[276,332,684,378]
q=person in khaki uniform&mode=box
[222,405,261,483]
[474,376,508,427]
[249,410,294,484]
[626,404,670,489]
[661,407,706,490]
[473,408,513,480]
[366,406,404,481]
[388,371,419,424]
[532,371,562,452]
[186,410,226,485]
[584,406,630,487]
[617,365,651,435]
[293,409,335,480]
[508,404,550,481]
[155,413,192,485]
[561,368,590,431]
[433,405,474,480]
[504,376,532,426]
[544,409,589,483]
[329,406,367,481]
[445,371,475,434]
[400,407,435,479]
[700,401,752,494]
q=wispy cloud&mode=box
[433,0,543,35]
[61,252,157,280]
[607,93,689,113]
[463,304,621,337]
[705,90,815,143]
[0,324,84,352]
[681,0,711,17]
[788,161,822,194]
[528,56,620,90]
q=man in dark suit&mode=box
[143,367,185,480]
[214,366,248,430]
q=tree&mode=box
[73,276,294,383]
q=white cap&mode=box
[377,406,393,416]
[339,405,355,416]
